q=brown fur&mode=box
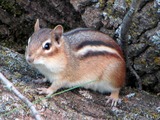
[25,21,126,106]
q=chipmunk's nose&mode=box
[26,55,34,63]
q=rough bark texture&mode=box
[0,0,160,119]
[1,0,159,94]
[0,46,160,119]
[0,0,85,53]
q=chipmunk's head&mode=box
[25,19,65,69]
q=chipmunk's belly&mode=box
[84,80,116,93]
[66,78,116,93]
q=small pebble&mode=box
[126,93,136,98]
[156,106,160,113]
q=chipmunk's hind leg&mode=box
[102,58,125,107]
[105,89,121,106]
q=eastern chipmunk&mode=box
[25,19,126,106]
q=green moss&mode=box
[14,72,22,79]
[0,49,7,55]
[104,1,127,19]
[126,0,132,5]
[4,57,12,66]
[0,0,23,17]
[105,1,113,15]
[154,57,160,65]
[99,0,105,8]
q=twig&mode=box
[0,72,42,120]
[115,0,137,47]
[115,0,142,90]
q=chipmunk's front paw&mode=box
[36,87,53,96]
[34,78,48,84]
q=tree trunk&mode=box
[0,0,85,53]
[0,0,160,119]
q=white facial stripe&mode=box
[42,39,51,48]
[28,37,31,44]
[76,46,121,58]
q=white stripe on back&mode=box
[76,45,121,58]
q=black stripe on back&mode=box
[77,40,115,50]
[79,51,119,60]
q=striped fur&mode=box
[78,51,119,60]
[26,23,126,106]
[63,28,124,58]
[76,40,115,50]
[76,41,123,59]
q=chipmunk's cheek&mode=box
[33,57,45,65]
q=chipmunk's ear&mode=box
[51,25,64,47]
[34,19,40,32]
[53,25,63,37]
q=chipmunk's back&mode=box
[63,28,123,57]
[26,20,126,106]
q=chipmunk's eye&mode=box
[43,42,51,50]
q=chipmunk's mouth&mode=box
[26,57,34,64]
[27,57,46,66]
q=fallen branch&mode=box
[0,72,42,120]
[115,0,142,90]
[115,0,138,47]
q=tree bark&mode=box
[0,45,160,119]
[0,0,159,95]
[0,0,85,53]
[0,0,160,119]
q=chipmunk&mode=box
[25,19,126,106]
